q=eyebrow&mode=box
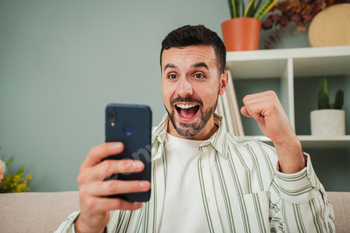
[192,62,209,70]
[163,62,209,71]
[163,63,177,71]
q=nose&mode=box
[177,77,193,97]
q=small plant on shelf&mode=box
[317,77,344,109]
[310,77,345,136]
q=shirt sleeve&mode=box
[54,211,80,233]
[269,153,336,232]
[54,210,116,233]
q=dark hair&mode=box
[160,25,226,74]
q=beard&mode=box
[165,95,218,138]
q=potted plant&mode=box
[310,77,345,136]
[221,0,278,51]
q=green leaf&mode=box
[254,0,277,19]
[236,0,241,17]
[16,165,25,176]
[242,0,245,18]
[227,0,234,18]
[244,0,256,17]
[5,157,13,166]
[253,0,263,17]
[232,0,237,18]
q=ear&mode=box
[219,71,228,95]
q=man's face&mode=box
[161,45,227,138]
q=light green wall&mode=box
[0,0,348,192]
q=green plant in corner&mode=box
[227,0,278,19]
[0,147,33,193]
[317,77,344,110]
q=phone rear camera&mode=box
[123,126,133,136]
[108,109,116,122]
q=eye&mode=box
[194,73,205,79]
[168,74,178,80]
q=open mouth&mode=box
[175,103,200,122]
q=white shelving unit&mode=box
[226,45,350,148]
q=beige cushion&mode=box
[0,191,79,233]
[328,192,350,233]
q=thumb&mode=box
[240,106,252,118]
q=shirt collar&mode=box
[152,113,229,159]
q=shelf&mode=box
[298,135,350,148]
[226,46,350,79]
[238,135,350,148]
[294,56,350,77]
[225,59,287,79]
[226,46,350,61]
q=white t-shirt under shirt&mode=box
[159,133,209,233]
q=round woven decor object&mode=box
[308,4,350,47]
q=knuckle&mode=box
[77,174,86,185]
[114,198,123,209]
[268,90,276,97]
[88,151,100,164]
[98,161,111,180]
[267,100,276,109]
[243,95,248,103]
[101,160,110,169]
[88,147,97,156]
[107,180,118,192]
[89,145,106,161]
[122,159,132,168]
[243,95,252,105]
[85,198,95,211]
[79,164,85,174]
[120,160,133,172]
[80,186,89,198]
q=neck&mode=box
[167,115,218,140]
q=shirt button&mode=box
[312,178,316,185]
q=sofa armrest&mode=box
[0,191,79,233]
[327,192,350,233]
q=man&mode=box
[56,25,335,233]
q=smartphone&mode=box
[104,103,152,202]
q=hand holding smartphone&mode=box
[103,103,152,202]
[75,142,149,233]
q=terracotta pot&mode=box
[221,18,262,51]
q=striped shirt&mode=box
[56,113,335,233]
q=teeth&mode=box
[176,104,197,109]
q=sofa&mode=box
[0,191,349,233]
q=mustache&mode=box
[170,96,203,107]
